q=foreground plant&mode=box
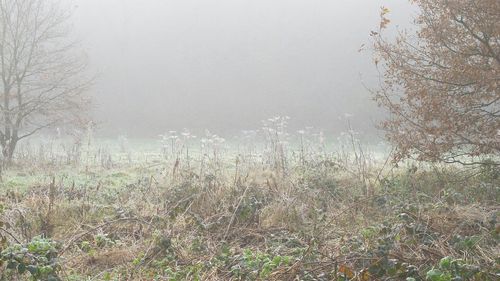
[0,236,61,281]
[425,256,485,281]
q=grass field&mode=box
[0,127,498,280]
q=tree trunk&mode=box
[2,137,18,166]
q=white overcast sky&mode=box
[70,0,414,136]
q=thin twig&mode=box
[223,184,249,241]
[0,227,21,244]
[60,217,150,255]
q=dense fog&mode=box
[72,0,413,137]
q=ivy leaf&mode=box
[17,263,26,274]
[27,265,38,275]
[7,261,17,269]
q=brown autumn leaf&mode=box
[371,0,500,165]
[339,264,355,279]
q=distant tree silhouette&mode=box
[0,0,91,163]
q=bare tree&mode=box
[0,0,91,163]
[372,0,499,165]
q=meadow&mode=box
[0,118,498,280]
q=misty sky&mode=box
[72,0,413,136]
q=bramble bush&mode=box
[0,237,61,281]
